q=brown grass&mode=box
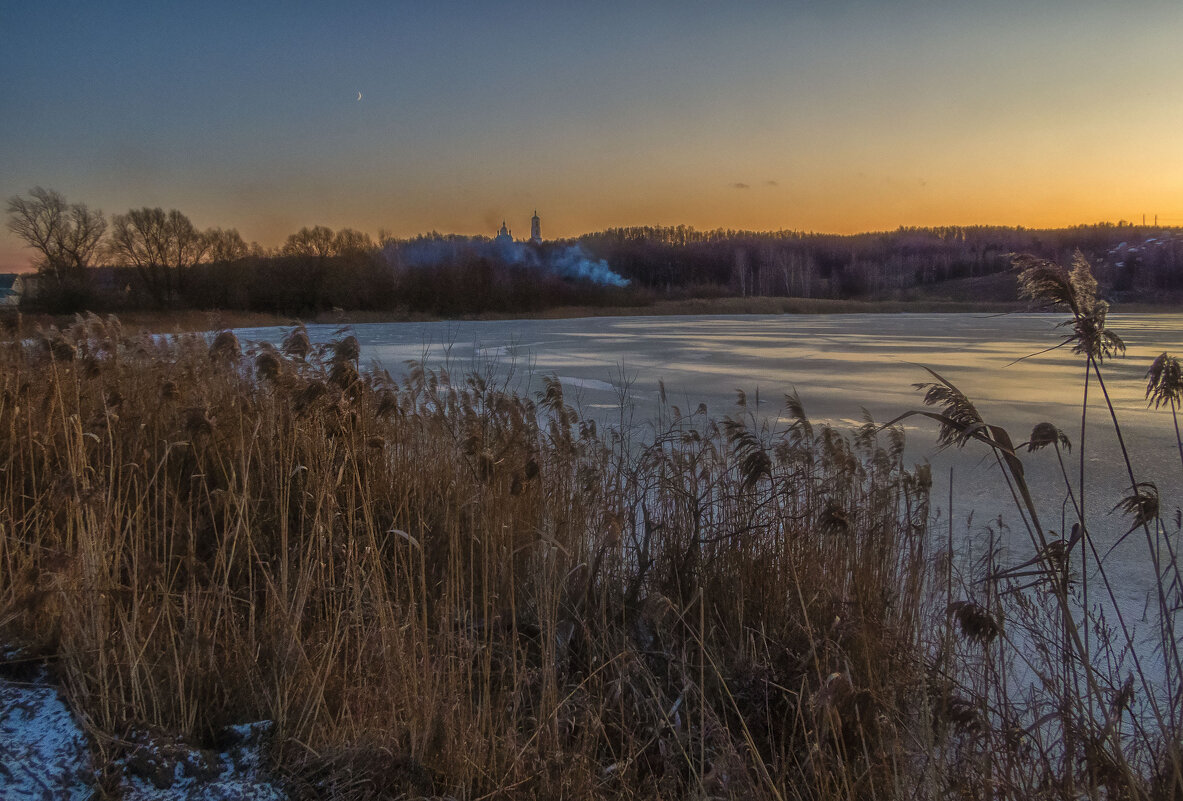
[0,314,932,800]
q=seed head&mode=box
[949,600,1001,645]
[282,325,311,360]
[209,331,241,362]
[1146,353,1182,409]
[1027,422,1071,453]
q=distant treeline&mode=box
[578,223,1183,301]
[155,245,633,317]
[8,188,1183,314]
[36,242,638,317]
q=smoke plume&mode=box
[390,237,630,287]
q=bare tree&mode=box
[282,225,336,258]
[6,187,107,283]
[108,207,209,305]
[332,227,375,258]
[205,227,249,263]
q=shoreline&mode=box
[7,295,1183,335]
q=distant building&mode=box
[494,211,544,245]
[0,274,25,308]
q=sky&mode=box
[2,0,1181,271]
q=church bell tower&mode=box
[530,210,542,244]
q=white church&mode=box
[494,211,543,245]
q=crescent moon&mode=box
[357,91,362,101]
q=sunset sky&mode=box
[2,0,1181,271]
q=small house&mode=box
[0,274,25,308]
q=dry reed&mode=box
[1,313,930,800]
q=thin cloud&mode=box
[731,182,751,190]
[764,180,779,187]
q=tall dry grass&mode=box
[4,253,1178,800]
[888,252,1183,800]
[0,315,931,799]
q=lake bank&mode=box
[10,294,1183,336]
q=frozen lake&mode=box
[235,312,1183,629]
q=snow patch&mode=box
[0,676,94,801]
[1,670,286,800]
[116,721,285,801]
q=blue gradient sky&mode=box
[2,0,1181,270]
